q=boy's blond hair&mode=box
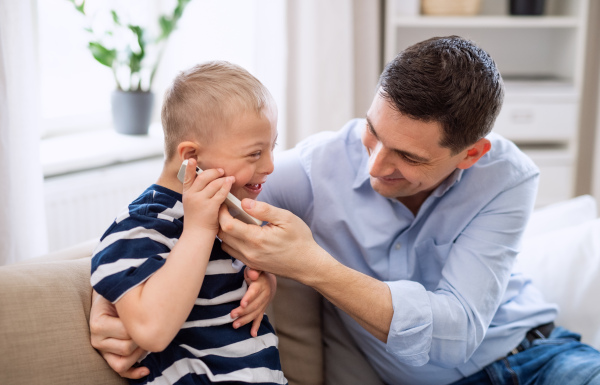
[161,61,274,160]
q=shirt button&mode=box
[395,243,401,250]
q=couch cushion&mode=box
[515,217,600,350]
[272,277,324,385]
[0,257,126,385]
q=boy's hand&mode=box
[182,158,234,234]
[230,267,277,337]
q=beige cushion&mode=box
[0,257,126,385]
[272,277,324,385]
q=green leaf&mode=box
[158,15,174,41]
[66,0,86,15]
[157,0,192,41]
[88,42,116,68]
[111,10,120,25]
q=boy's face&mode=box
[197,107,278,201]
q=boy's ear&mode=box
[456,138,491,170]
[176,141,201,162]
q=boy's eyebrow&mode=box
[242,133,279,149]
[365,116,430,163]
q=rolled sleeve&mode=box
[385,280,433,366]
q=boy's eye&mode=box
[249,151,261,158]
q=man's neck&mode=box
[396,190,431,216]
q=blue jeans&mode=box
[452,327,600,385]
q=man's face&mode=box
[362,93,470,206]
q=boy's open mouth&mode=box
[244,183,262,192]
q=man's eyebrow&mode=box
[365,116,430,163]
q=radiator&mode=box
[44,157,164,252]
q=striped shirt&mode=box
[91,184,287,385]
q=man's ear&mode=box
[457,138,491,170]
[176,141,201,163]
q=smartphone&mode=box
[177,160,263,226]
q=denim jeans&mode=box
[452,327,600,385]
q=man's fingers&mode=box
[119,366,151,380]
[90,313,131,341]
[103,347,149,379]
[93,337,139,357]
[239,199,293,226]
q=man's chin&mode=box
[370,181,407,200]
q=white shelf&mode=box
[392,16,579,28]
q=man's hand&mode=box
[89,291,149,379]
[230,268,277,337]
[217,199,329,284]
[218,200,394,343]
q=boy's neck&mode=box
[156,160,184,195]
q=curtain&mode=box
[0,0,48,264]
[283,0,382,148]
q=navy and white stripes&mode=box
[91,185,286,385]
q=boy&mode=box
[90,61,285,385]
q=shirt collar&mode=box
[353,149,372,189]
[352,151,464,198]
[432,168,464,197]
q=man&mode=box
[91,36,600,384]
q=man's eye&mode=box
[250,152,261,158]
[402,155,420,165]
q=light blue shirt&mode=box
[260,119,558,385]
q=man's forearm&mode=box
[300,249,394,343]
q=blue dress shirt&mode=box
[260,119,558,385]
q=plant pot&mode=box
[510,0,545,15]
[111,90,155,135]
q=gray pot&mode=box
[111,90,155,135]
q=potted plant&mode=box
[68,0,191,135]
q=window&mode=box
[36,0,286,141]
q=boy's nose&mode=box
[260,153,275,175]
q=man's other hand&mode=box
[90,290,149,379]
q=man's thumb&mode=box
[241,199,279,223]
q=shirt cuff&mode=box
[384,280,433,366]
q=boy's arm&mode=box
[115,229,217,352]
[114,161,234,353]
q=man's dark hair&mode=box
[378,36,504,154]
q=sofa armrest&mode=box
[0,257,126,385]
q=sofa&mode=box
[1,195,600,385]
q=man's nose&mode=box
[368,143,391,175]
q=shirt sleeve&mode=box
[90,214,178,303]
[384,173,539,367]
[259,147,314,223]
